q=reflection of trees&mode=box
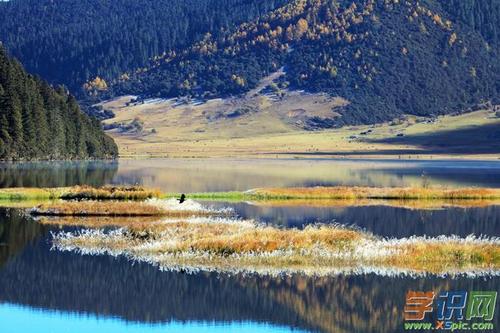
[0,224,498,333]
[0,160,118,188]
[224,203,500,238]
[235,275,499,333]
[0,209,47,269]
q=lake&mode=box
[2,158,500,190]
[0,158,499,332]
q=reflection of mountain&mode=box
[114,159,500,193]
[375,163,500,189]
[0,161,118,188]
[211,202,500,238]
[0,159,499,191]
[0,214,498,333]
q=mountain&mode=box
[0,45,117,160]
[106,0,500,126]
[0,0,287,91]
[441,0,499,45]
[0,0,498,128]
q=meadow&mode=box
[101,94,500,159]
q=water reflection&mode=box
[207,202,500,238]
[112,158,500,192]
[1,159,500,191]
[0,209,47,269]
[0,209,498,333]
[0,304,304,333]
[0,161,118,188]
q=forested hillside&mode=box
[0,46,117,160]
[0,0,286,91]
[0,0,498,127]
[108,0,500,125]
[441,0,499,45]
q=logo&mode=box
[404,290,497,331]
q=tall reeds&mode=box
[52,218,500,275]
[60,185,161,200]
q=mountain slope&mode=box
[441,0,500,45]
[0,46,117,160]
[109,0,500,126]
[0,0,287,91]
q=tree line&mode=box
[0,0,286,91]
[0,45,117,160]
[107,0,500,126]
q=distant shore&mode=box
[102,96,500,160]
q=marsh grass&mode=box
[247,198,500,210]
[165,186,500,202]
[60,185,161,200]
[31,201,166,216]
[52,218,500,275]
[37,216,164,227]
[30,200,224,217]
[389,238,500,273]
[164,191,248,202]
[248,187,500,200]
[3,185,500,203]
[0,185,160,201]
[0,188,65,201]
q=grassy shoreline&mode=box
[15,185,498,276]
[167,187,500,201]
[29,198,228,218]
[51,218,500,276]
[3,185,500,203]
[0,185,160,201]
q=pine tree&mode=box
[0,45,118,160]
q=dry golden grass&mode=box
[37,216,163,227]
[0,187,65,200]
[153,223,362,255]
[31,201,165,216]
[0,185,160,201]
[30,200,216,217]
[250,186,500,200]
[249,198,500,210]
[4,185,500,205]
[52,218,500,275]
[61,185,161,200]
[390,241,500,273]
[102,91,500,160]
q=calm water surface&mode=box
[205,201,500,237]
[0,159,499,332]
[1,158,500,190]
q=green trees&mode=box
[0,0,287,91]
[0,0,497,127]
[0,46,118,160]
[109,0,500,126]
[442,0,499,45]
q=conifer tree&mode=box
[0,46,118,160]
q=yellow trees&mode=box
[448,32,457,46]
[432,14,443,26]
[286,18,309,40]
[83,76,108,91]
[231,74,246,86]
[296,18,309,36]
